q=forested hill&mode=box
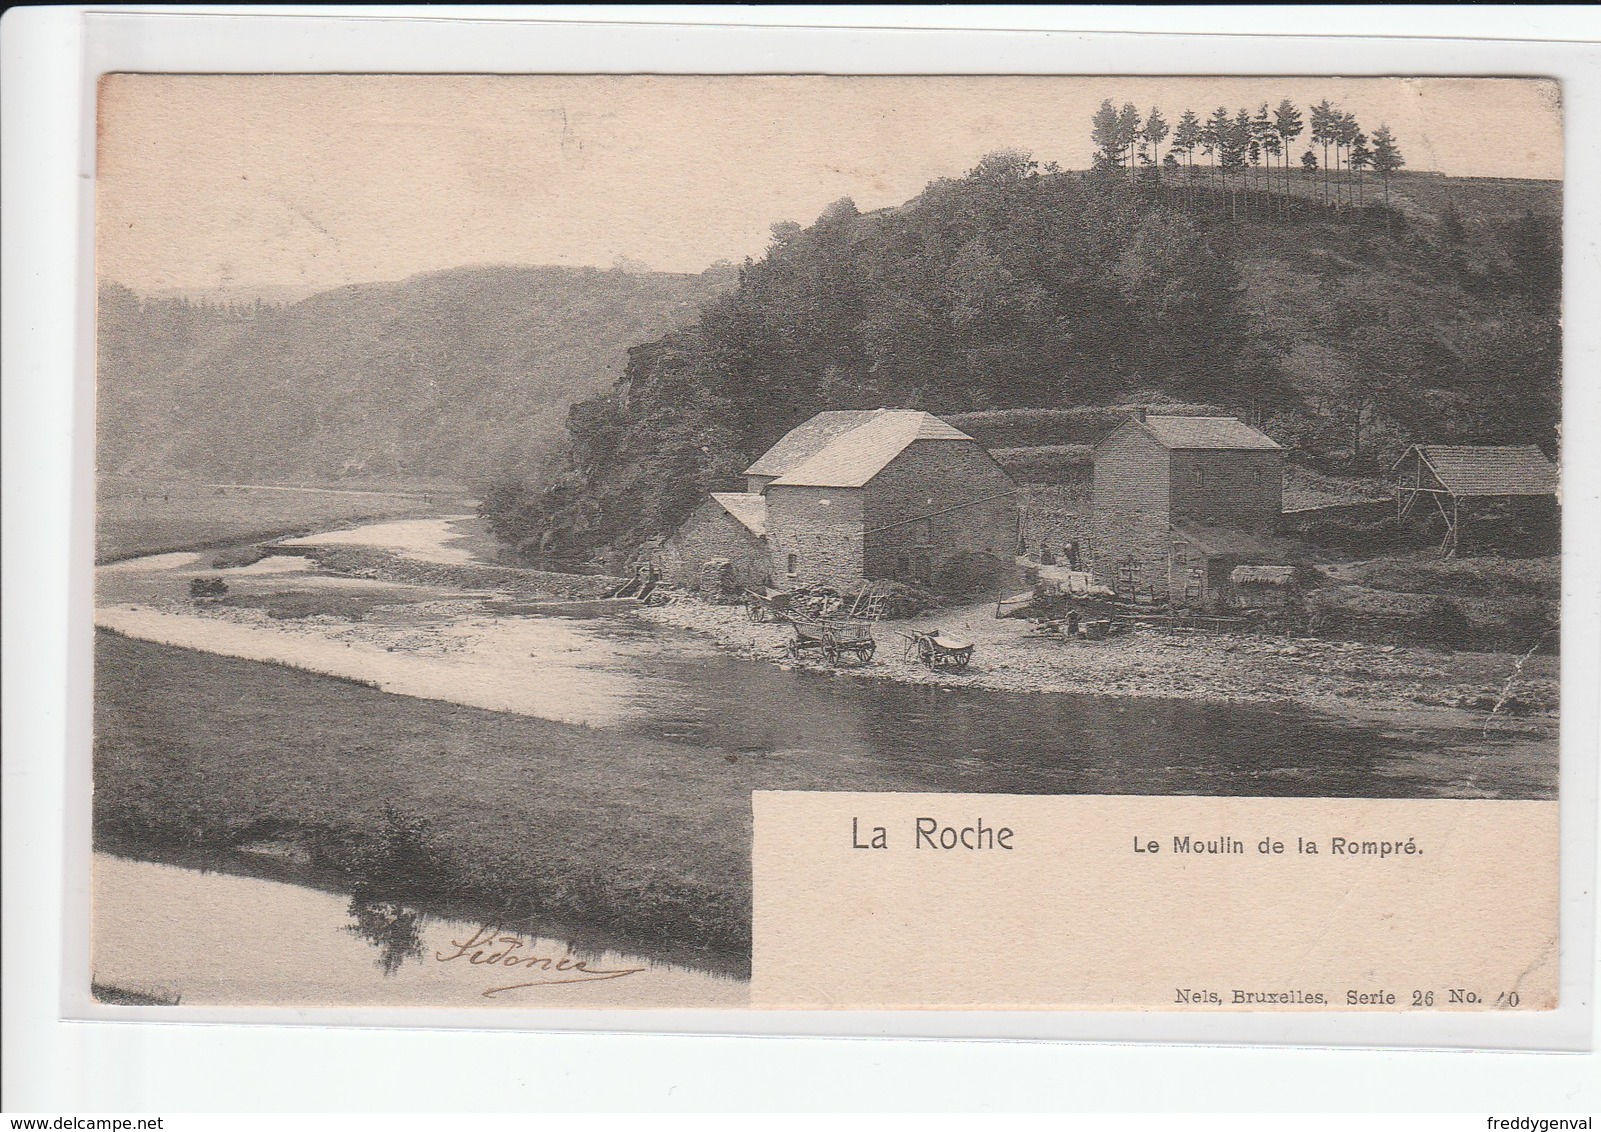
[96,264,738,485]
[484,154,1560,566]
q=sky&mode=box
[96,75,1564,292]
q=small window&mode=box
[895,554,909,577]
[1254,467,1265,483]
[1193,469,1205,487]
[786,553,798,576]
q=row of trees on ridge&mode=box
[1090,98,1406,214]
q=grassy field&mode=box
[96,481,470,563]
[94,629,763,969]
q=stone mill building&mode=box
[660,409,1019,593]
[1090,410,1285,604]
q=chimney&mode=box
[1136,406,1148,423]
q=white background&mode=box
[5,5,1600,1112]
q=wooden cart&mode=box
[822,618,877,665]
[786,617,877,665]
[743,586,793,623]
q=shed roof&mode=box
[1230,565,1298,586]
[744,411,884,478]
[1171,521,1291,562]
[709,492,768,537]
[1138,415,1282,450]
[1402,444,1558,497]
[767,409,976,489]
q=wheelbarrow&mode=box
[901,628,974,672]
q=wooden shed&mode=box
[1393,445,1558,556]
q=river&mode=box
[91,515,1553,1006]
[92,852,745,1008]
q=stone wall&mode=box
[1018,483,1093,563]
[1169,448,1283,531]
[1089,426,1173,597]
[764,486,866,589]
[659,499,770,590]
[861,440,1018,590]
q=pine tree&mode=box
[1371,123,1404,212]
[1350,130,1372,207]
[1173,109,1202,209]
[1259,130,1283,212]
[1328,112,1344,208]
[1225,109,1252,218]
[1250,103,1275,207]
[1310,100,1336,207]
[1142,107,1170,186]
[1337,111,1361,208]
[1118,103,1143,187]
[1090,99,1123,171]
[1273,99,1304,202]
[1203,106,1231,210]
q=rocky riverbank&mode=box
[635,593,1559,731]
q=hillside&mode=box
[97,264,738,486]
[481,158,1560,566]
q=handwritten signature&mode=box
[436,926,646,998]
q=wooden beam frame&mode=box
[1395,447,1461,556]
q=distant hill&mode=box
[96,264,738,485]
[480,159,1562,563]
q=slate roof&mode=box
[767,410,975,489]
[1138,415,1282,451]
[709,492,768,537]
[744,411,885,478]
[1405,445,1558,497]
[1171,521,1294,562]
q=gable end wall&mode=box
[661,500,770,589]
[1090,424,1173,593]
[861,440,1018,584]
[764,486,866,588]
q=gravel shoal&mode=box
[635,595,1559,729]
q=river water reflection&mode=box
[580,611,1547,800]
[92,853,746,1008]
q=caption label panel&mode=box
[751,793,1557,1010]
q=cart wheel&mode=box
[860,642,876,663]
[746,603,763,623]
[785,640,799,660]
[955,652,971,670]
[823,645,838,665]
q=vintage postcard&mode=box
[88,75,1563,1017]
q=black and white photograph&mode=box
[86,73,1562,1011]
